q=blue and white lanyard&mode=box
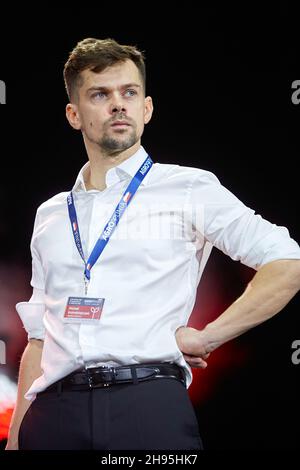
[67,155,153,294]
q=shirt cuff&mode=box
[16,301,46,341]
[246,227,300,270]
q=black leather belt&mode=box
[39,363,186,393]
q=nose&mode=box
[111,103,126,115]
[110,94,127,115]
[112,104,126,114]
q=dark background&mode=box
[0,6,299,450]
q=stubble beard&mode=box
[99,128,138,156]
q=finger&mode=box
[190,360,207,369]
[183,353,209,362]
[183,355,208,369]
[194,359,207,369]
[202,352,211,360]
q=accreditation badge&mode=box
[63,296,105,324]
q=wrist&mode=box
[8,414,23,435]
[201,322,222,353]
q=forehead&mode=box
[80,59,142,90]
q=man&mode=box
[6,38,300,450]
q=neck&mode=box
[84,141,141,191]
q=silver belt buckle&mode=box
[87,365,114,389]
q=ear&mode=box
[144,96,153,124]
[66,103,82,130]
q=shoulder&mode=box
[153,161,221,186]
[154,162,246,207]
[35,191,69,218]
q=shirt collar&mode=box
[72,146,151,192]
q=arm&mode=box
[178,170,300,367]
[5,339,43,450]
[176,259,300,367]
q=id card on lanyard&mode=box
[63,155,153,324]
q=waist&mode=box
[39,362,186,393]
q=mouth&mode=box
[110,120,131,128]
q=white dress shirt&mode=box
[16,146,300,401]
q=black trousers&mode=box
[18,377,203,450]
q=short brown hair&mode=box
[63,38,146,102]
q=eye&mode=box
[124,89,137,97]
[92,91,107,99]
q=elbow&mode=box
[293,263,300,291]
[258,259,300,291]
[278,259,300,291]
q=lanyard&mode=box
[67,155,153,294]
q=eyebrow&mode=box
[87,83,141,94]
